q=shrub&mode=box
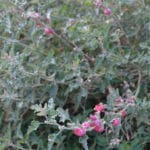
[0,0,150,149]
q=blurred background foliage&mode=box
[0,0,150,149]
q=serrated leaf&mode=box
[56,107,70,122]
[36,104,47,116]
[30,103,47,116]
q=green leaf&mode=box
[75,87,88,111]
[119,142,130,150]
[57,107,70,122]
[27,121,40,135]
[50,84,58,98]
[16,123,23,139]
[94,56,105,72]
[79,136,89,150]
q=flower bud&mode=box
[94,124,104,132]
[94,103,105,112]
[73,127,86,137]
[44,28,55,35]
[112,118,121,126]
[89,114,97,121]
[81,121,91,129]
[104,8,112,16]
[120,110,127,117]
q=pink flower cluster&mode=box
[73,102,124,137]
[73,94,134,137]
[114,95,136,118]
[94,0,112,16]
[74,103,105,137]
[74,119,104,137]
[90,115,104,132]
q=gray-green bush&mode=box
[0,0,150,149]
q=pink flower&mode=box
[115,96,123,106]
[89,114,97,121]
[120,110,127,117]
[116,96,123,103]
[104,8,112,16]
[44,28,55,35]
[94,125,104,132]
[90,118,104,132]
[92,119,101,126]
[112,118,121,126]
[81,121,91,129]
[94,103,105,112]
[73,127,86,137]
